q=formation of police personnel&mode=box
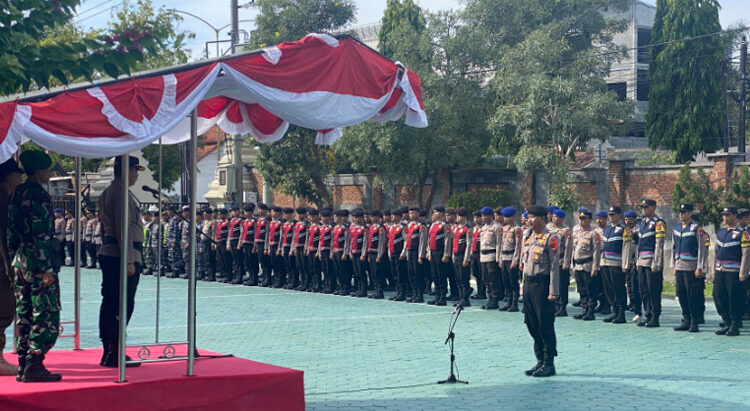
[55,207,103,269]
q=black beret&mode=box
[283,207,294,214]
[472,210,482,217]
[243,203,255,211]
[218,208,228,214]
[351,209,364,217]
[0,159,23,176]
[679,203,694,212]
[445,208,456,215]
[295,207,307,214]
[370,210,383,217]
[340,209,350,217]
[456,208,468,216]
[722,206,738,215]
[231,205,240,211]
[408,206,420,211]
[333,209,345,216]
[308,208,319,216]
[739,208,750,218]
[528,205,547,217]
[399,206,409,214]
[433,206,445,213]
[320,210,332,217]
[196,210,204,216]
[257,203,268,210]
[204,207,214,213]
[272,206,282,212]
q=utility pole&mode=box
[724,60,729,153]
[740,36,747,154]
[230,0,242,204]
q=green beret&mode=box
[19,150,52,171]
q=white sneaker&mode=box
[632,314,641,322]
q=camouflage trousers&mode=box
[169,245,185,274]
[142,246,154,274]
[14,269,60,356]
[182,247,192,277]
[196,246,209,279]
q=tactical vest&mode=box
[715,226,743,270]
[349,225,365,253]
[428,221,447,251]
[673,223,699,261]
[318,224,332,250]
[332,224,347,252]
[637,217,662,258]
[404,222,422,250]
[388,223,404,254]
[452,224,468,254]
[602,223,625,261]
[367,224,382,252]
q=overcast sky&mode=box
[73,0,750,59]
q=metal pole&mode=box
[740,36,747,154]
[187,110,198,376]
[233,135,242,204]
[74,158,81,350]
[216,30,220,59]
[117,154,130,383]
[724,60,730,153]
[231,0,239,55]
[156,139,163,343]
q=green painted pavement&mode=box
[5,267,750,410]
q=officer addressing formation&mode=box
[2,147,750,382]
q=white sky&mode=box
[73,0,750,59]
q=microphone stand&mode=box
[438,303,468,384]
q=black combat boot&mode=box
[688,318,699,333]
[16,351,27,382]
[555,304,568,317]
[498,298,512,311]
[410,289,424,303]
[471,290,487,300]
[21,354,62,383]
[612,307,626,324]
[602,308,618,323]
[435,294,447,306]
[726,321,740,336]
[573,302,586,320]
[533,359,556,378]
[582,302,596,321]
[525,361,543,376]
[644,314,660,328]
[673,318,691,331]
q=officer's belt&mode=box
[523,274,550,283]
[480,250,496,255]
[573,257,593,264]
[104,236,143,252]
[501,250,514,255]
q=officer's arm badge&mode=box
[622,227,633,242]
[655,221,666,238]
[742,231,750,248]
[549,236,558,254]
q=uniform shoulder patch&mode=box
[655,221,666,238]
[742,231,750,248]
[549,236,558,254]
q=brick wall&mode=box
[621,168,680,205]
[334,185,364,205]
[571,182,597,207]
[608,160,626,206]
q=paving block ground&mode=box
[6,267,750,410]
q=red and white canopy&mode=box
[0,34,427,161]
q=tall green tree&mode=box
[0,0,164,94]
[672,163,722,226]
[377,0,425,59]
[647,0,725,162]
[247,0,357,205]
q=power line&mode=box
[75,0,117,18]
[74,3,122,25]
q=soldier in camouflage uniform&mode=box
[148,212,162,276]
[8,151,63,382]
[141,210,153,275]
[167,207,184,278]
[160,211,171,274]
[195,210,207,280]
[180,205,192,279]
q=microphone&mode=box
[142,185,159,195]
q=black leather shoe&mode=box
[673,320,690,331]
[644,317,660,328]
[532,364,556,377]
[427,299,438,305]
[101,352,141,368]
[688,320,699,333]
[715,326,729,335]
[471,293,487,300]
[637,318,649,327]
[446,294,460,302]
[498,303,511,312]
[507,303,519,312]
[524,362,542,376]
[555,308,568,317]
[726,322,740,336]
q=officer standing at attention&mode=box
[622,210,642,322]
[672,204,708,333]
[53,209,66,264]
[180,206,193,280]
[634,199,665,328]
[521,205,560,378]
[478,206,502,310]
[571,209,601,321]
[550,209,573,316]
[499,207,522,312]
[469,210,486,300]
[712,206,750,336]
[97,155,144,368]
[8,151,63,382]
[600,206,629,324]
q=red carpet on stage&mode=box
[0,347,304,411]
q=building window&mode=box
[608,82,627,102]
[637,28,651,64]
[219,170,226,186]
[637,70,650,101]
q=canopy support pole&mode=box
[74,158,81,350]
[156,139,162,344]
[117,154,130,383]
[187,109,198,376]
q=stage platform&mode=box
[0,347,305,411]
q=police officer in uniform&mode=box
[571,209,601,321]
[499,207,522,312]
[521,205,560,378]
[550,209,573,316]
[672,204,708,332]
[8,151,63,382]
[331,209,351,295]
[634,199,666,327]
[449,208,470,307]
[600,206,629,324]
[97,155,144,368]
[365,210,387,299]
[64,210,74,266]
[268,206,285,288]
[213,208,230,282]
[388,208,408,301]
[427,206,451,306]
[254,204,270,286]
[713,206,750,336]
[53,209,66,265]
[306,208,322,292]
[227,206,244,284]
[469,210,486,300]
[478,206,502,310]
[622,210,642,322]
[240,204,258,286]
[291,207,309,290]
[168,205,185,277]
[180,205,193,280]
[0,158,23,376]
